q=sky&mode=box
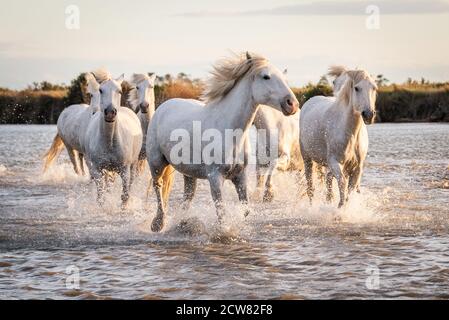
[1,0,449,89]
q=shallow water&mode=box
[0,123,448,299]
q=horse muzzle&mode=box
[140,102,150,114]
[280,96,299,116]
[104,106,117,123]
[362,110,376,124]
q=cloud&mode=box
[179,0,449,17]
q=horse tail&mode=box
[42,133,64,172]
[161,165,174,207]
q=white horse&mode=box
[254,104,302,202]
[43,73,100,175]
[146,52,299,232]
[81,69,143,209]
[127,73,157,169]
[300,68,377,208]
[329,66,369,195]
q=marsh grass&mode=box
[1,75,448,124]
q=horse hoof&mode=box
[151,215,164,232]
[263,191,274,203]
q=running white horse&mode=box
[254,104,302,202]
[81,69,143,209]
[127,73,157,170]
[146,52,299,232]
[43,73,100,175]
[328,66,369,194]
[300,68,377,208]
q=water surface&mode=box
[0,123,448,299]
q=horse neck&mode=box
[99,114,118,148]
[336,99,363,143]
[89,94,100,113]
[208,77,258,133]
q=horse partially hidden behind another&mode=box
[81,69,142,210]
[254,104,302,202]
[300,68,377,208]
[146,52,299,232]
[43,73,100,175]
[127,73,157,172]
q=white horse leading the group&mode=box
[82,69,142,209]
[43,73,100,175]
[300,67,377,208]
[146,52,299,232]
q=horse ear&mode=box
[148,73,156,82]
[246,51,252,60]
[116,73,125,84]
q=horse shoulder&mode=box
[117,108,143,138]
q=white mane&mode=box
[91,68,112,84]
[337,69,377,105]
[202,52,269,103]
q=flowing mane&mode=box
[127,73,152,109]
[337,69,377,105]
[328,65,347,79]
[202,52,269,103]
[91,68,111,84]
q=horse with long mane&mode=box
[43,73,100,175]
[328,66,369,195]
[146,52,299,232]
[81,69,142,209]
[300,67,377,208]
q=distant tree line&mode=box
[1,73,448,124]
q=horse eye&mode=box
[99,89,103,94]
[263,75,271,80]
[355,86,360,92]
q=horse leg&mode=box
[208,172,225,224]
[91,167,105,206]
[119,165,131,210]
[78,153,86,176]
[326,170,334,203]
[263,160,276,202]
[303,157,314,205]
[264,153,289,202]
[129,162,138,193]
[182,175,197,211]
[66,147,81,175]
[348,165,362,195]
[149,157,170,232]
[232,171,250,217]
[256,163,266,191]
[328,158,347,208]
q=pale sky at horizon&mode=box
[1,0,449,89]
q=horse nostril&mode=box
[286,99,293,107]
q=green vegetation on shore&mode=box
[1,74,448,124]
